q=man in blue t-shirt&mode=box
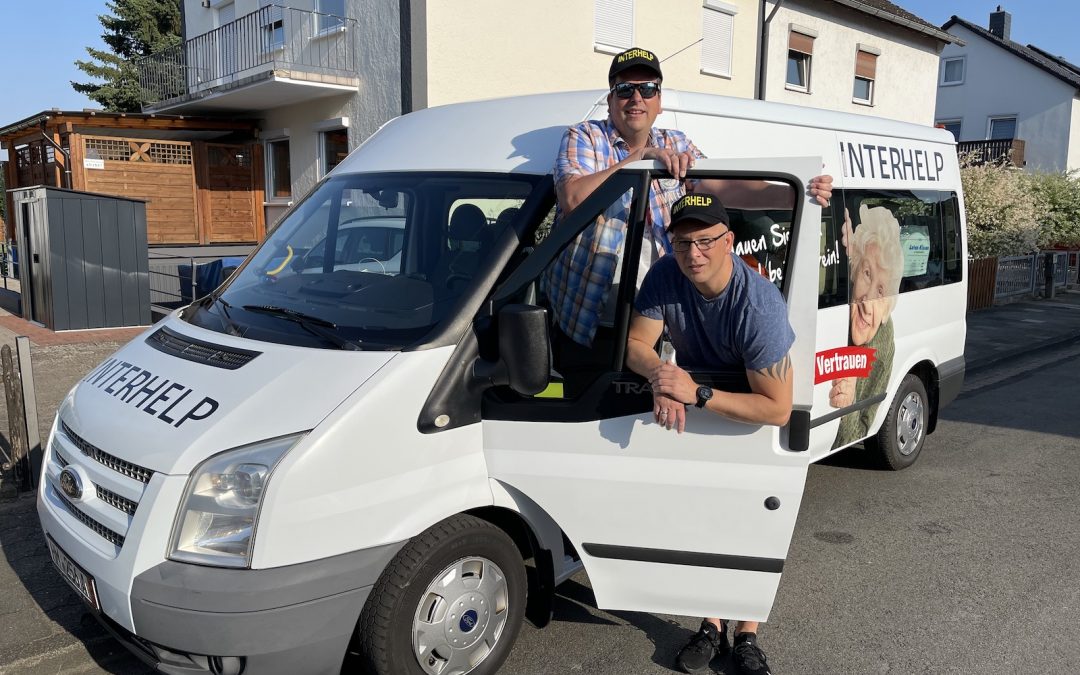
[626,193,794,675]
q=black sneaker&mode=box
[732,632,772,675]
[676,620,729,673]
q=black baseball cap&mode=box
[608,47,663,84]
[668,193,730,231]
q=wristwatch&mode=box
[695,385,713,409]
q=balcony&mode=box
[956,138,1026,167]
[138,5,359,113]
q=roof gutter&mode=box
[755,0,785,101]
[830,0,964,46]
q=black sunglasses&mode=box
[610,81,661,99]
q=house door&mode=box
[202,144,263,244]
[482,158,822,621]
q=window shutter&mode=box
[789,31,814,55]
[260,0,283,22]
[701,8,734,77]
[989,117,1016,140]
[855,50,877,79]
[218,3,235,25]
[595,0,634,51]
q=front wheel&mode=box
[354,515,527,675]
[868,374,929,470]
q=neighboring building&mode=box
[761,0,958,124]
[935,7,1080,172]
[139,0,950,224]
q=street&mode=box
[3,338,1079,674]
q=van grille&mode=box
[53,488,126,547]
[54,450,138,516]
[61,421,153,484]
[146,325,260,370]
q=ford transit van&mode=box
[38,89,965,675]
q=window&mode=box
[316,0,345,33]
[937,119,962,141]
[260,0,284,51]
[787,30,814,91]
[988,116,1017,140]
[594,0,633,54]
[701,1,737,78]
[940,57,965,85]
[267,139,291,199]
[819,190,963,309]
[853,49,876,104]
[321,128,349,176]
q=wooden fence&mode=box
[967,256,998,311]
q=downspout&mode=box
[756,0,785,100]
[39,123,72,190]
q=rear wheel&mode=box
[355,515,527,675]
[868,374,929,471]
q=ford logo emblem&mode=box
[459,609,478,633]
[59,468,83,500]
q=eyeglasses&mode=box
[610,81,661,99]
[671,231,730,253]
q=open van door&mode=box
[482,158,822,621]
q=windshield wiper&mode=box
[241,304,362,351]
[211,295,243,337]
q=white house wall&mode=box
[1068,96,1080,172]
[763,0,941,125]
[935,24,1075,173]
[411,0,760,109]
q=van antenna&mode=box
[661,38,704,63]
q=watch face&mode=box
[697,386,713,401]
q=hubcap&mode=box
[412,556,510,675]
[896,391,925,456]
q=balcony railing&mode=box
[956,138,1026,167]
[138,5,358,107]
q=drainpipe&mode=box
[39,123,72,190]
[756,0,785,100]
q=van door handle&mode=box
[32,254,39,263]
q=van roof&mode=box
[337,89,953,176]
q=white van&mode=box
[37,90,965,675]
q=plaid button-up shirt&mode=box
[545,118,705,346]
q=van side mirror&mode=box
[472,304,550,395]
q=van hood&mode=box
[58,317,395,475]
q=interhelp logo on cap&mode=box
[617,48,656,63]
[672,194,714,215]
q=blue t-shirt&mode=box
[633,254,795,374]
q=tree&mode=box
[1024,170,1080,250]
[72,0,182,112]
[960,153,1043,258]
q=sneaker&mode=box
[732,632,773,675]
[676,620,729,673]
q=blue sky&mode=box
[0,1,1076,128]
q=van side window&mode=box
[941,192,963,284]
[818,197,847,308]
[841,190,960,295]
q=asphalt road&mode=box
[4,340,1079,674]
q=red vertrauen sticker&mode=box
[815,346,877,384]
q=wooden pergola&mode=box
[1,110,266,245]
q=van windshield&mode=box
[182,172,540,350]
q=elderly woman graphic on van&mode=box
[830,204,904,448]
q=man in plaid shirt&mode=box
[546,47,831,348]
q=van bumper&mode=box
[937,355,965,410]
[124,542,403,675]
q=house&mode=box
[935,7,1080,172]
[139,0,951,222]
[761,0,958,124]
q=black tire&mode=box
[354,514,527,675]
[868,373,929,470]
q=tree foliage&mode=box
[72,0,182,112]
[1024,170,1080,250]
[960,154,1043,258]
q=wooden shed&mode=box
[1,110,265,246]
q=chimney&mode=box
[989,6,1011,41]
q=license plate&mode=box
[46,535,100,610]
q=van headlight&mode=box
[169,433,305,568]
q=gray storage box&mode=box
[10,187,151,330]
